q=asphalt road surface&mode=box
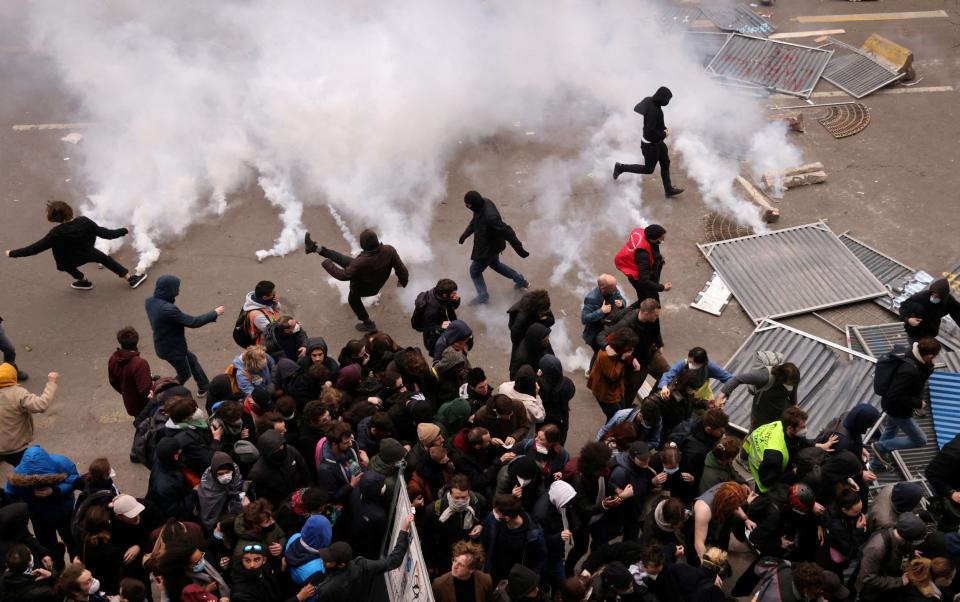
[0,1,958,597]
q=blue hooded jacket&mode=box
[145,275,218,359]
[285,515,332,585]
[5,445,79,520]
[432,320,473,361]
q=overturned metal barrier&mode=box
[706,34,833,98]
[700,6,775,37]
[822,37,904,98]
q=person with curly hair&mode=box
[432,541,493,602]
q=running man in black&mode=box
[613,86,684,198]
[5,200,147,290]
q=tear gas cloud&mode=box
[25,1,801,369]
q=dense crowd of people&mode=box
[2,196,960,602]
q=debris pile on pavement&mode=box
[761,162,827,190]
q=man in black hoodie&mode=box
[900,277,960,343]
[5,200,147,290]
[303,229,408,332]
[249,430,312,506]
[613,87,684,197]
[459,191,530,305]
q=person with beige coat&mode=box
[0,362,57,466]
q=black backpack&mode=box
[873,345,908,396]
[232,308,255,348]
[410,291,430,332]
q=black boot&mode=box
[304,232,318,254]
[613,163,623,181]
[665,187,684,197]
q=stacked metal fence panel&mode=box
[700,6,775,36]
[718,320,878,433]
[699,223,888,323]
[705,35,833,98]
[929,371,960,450]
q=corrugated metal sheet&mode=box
[929,371,960,450]
[849,323,909,358]
[705,35,832,98]
[822,37,903,99]
[700,6,775,37]
[840,234,915,295]
[938,317,960,353]
[718,320,879,434]
[699,222,888,323]
[684,32,733,67]
[659,5,704,29]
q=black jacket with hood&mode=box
[249,430,311,506]
[146,437,197,521]
[321,229,409,297]
[900,278,960,339]
[144,275,218,360]
[459,194,527,261]
[538,355,575,440]
[880,347,934,419]
[0,502,49,563]
[421,288,460,352]
[509,323,553,380]
[633,87,672,144]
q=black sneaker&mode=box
[355,321,377,333]
[665,187,685,198]
[71,279,93,290]
[127,273,148,289]
[514,279,530,290]
[613,163,623,181]
[304,232,318,254]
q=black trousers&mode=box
[0,449,25,467]
[618,141,673,192]
[62,249,128,280]
[320,248,371,323]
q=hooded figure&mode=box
[612,87,683,197]
[538,355,576,444]
[248,430,310,506]
[818,404,881,460]
[434,347,470,406]
[533,480,581,581]
[0,502,48,563]
[146,437,196,521]
[496,456,544,511]
[285,514,333,585]
[458,192,529,304]
[229,548,288,602]
[900,278,960,341]
[432,320,473,362]
[509,324,553,379]
[308,229,409,332]
[0,363,57,457]
[348,472,389,558]
[497,365,545,424]
[197,452,244,532]
[297,337,340,378]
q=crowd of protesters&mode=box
[2,196,960,602]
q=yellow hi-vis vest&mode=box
[744,420,789,493]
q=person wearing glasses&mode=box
[231,543,316,602]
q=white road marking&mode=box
[769,85,954,100]
[12,122,96,131]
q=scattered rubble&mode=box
[761,162,826,190]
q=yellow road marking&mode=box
[795,10,948,23]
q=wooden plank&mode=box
[795,10,948,23]
[769,29,845,40]
[735,176,780,223]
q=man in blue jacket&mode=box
[144,275,224,396]
[580,274,628,353]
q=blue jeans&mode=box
[875,414,927,454]
[469,255,525,298]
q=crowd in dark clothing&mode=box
[2,213,960,602]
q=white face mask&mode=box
[535,444,549,454]
[23,557,33,575]
[449,496,471,511]
[217,473,233,485]
[87,578,101,594]
[784,384,795,392]
[109,468,117,479]
[292,324,302,333]
[687,362,702,370]
[517,477,532,488]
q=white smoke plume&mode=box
[23,1,802,366]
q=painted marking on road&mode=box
[795,10,949,23]
[770,29,846,40]
[12,122,96,131]
[770,85,954,100]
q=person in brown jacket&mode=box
[473,394,533,450]
[0,363,57,466]
[432,541,493,602]
[587,327,640,420]
[304,229,409,333]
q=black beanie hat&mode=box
[506,564,540,599]
[644,224,666,241]
[891,482,923,513]
[604,562,633,590]
[509,456,539,481]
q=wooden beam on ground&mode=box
[769,29,846,40]
[735,176,780,223]
[795,10,948,23]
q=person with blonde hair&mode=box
[902,557,956,601]
[230,345,274,397]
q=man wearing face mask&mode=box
[0,543,57,600]
[495,456,544,512]
[900,278,960,343]
[871,337,940,471]
[613,88,684,197]
[657,347,731,406]
[716,360,801,432]
[519,425,570,479]
[248,430,311,507]
[744,407,837,494]
[261,315,309,362]
[162,394,224,479]
[423,474,488,574]
[479,494,547,585]
[197,452,246,533]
